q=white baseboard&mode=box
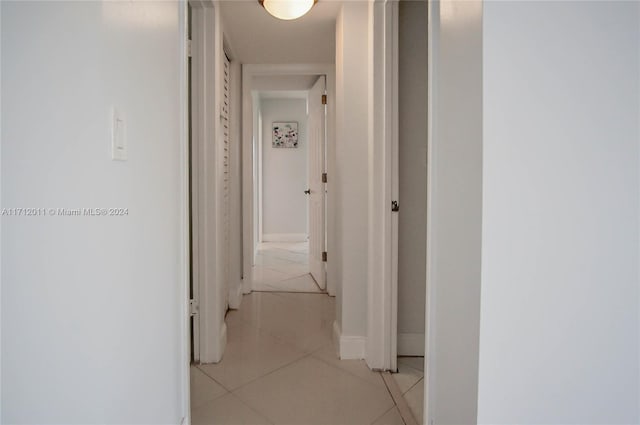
[262,233,308,242]
[218,323,228,362]
[332,321,341,352]
[398,332,425,356]
[228,279,243,309]
[242,277,252,295]
[201,322,227,364]
[333,320,367,360]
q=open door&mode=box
[187,2,199,363]
[307,76,326,289]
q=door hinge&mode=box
[322,94,327,105]
[391,200,399,212]
[189,299,198,316]
[322,173,327,183]
[322,251,327,262]
[187,39,192,58]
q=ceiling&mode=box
[258,90,309,100]
[218,0,341,64]
[252,74,319,91]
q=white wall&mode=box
[260,98,308,240]
[478,1,640,423]
[334,2,370,350]
[397,0,428,356]
[253,75,318,91]
[1,1,186,422]
[426,0,483,423]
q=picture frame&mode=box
[272,122,299,148]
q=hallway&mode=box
[190,289,406,425]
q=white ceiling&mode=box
[218,0,341,64]
[252,74,319,90]
[258,90,309,100]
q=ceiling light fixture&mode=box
[259,0,318,21]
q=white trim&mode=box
[0,3,3,417]
[179,1,191,423]
[398,333,426,357]
[219,322,228,359]
[388,0,400,376]
[366,0,399,372]
[340,337,367,360]
[257,99,264,245]
[333,320,341,352]
[189,0,203,365]
[242,63,336,296]
[262,233,308,242]
[333,321,367,360]
[424,1,437,424]
[228,282,243,310]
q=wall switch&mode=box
[111,107,127,161]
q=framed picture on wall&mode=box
[272,122,299,148]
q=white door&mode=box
[307,76,326,289]
[187,3,199,363]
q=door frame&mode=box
[241,64,336,296]
[307,75,328,289]
[424,2,436,423]
[189,0,227,365]
[366,0,399,372]
[179,1,190,422]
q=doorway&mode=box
[251,75,327,294]
[242,66,335,297]
[392,1,428,423]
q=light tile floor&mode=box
[191,290,410,425]
[191,247,420,425]
[393,357,424,424]
[252,241,323,293]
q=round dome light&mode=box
[260,0,317,21]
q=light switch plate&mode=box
[111,107,127,161]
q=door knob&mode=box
[304,189,311,195]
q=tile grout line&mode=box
[381,372,420,425]
[404,376,424,395]
[309,347,391,392]
[225,392,277,425]
[256,256,307,267]
[307,272,325,292]
[196,346,310,397]
[195,315,309,394]
[271,272,314,284]
[369,405,406,425]
[190,388,276,425]
[194,364,235,395]
[229,351,315,394]
[230,353,394,425]
[210,315,318,393]
[253,289,327,296]
[394,365,425,394]
[228,293,331,337]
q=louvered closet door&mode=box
[222,54,230,305]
